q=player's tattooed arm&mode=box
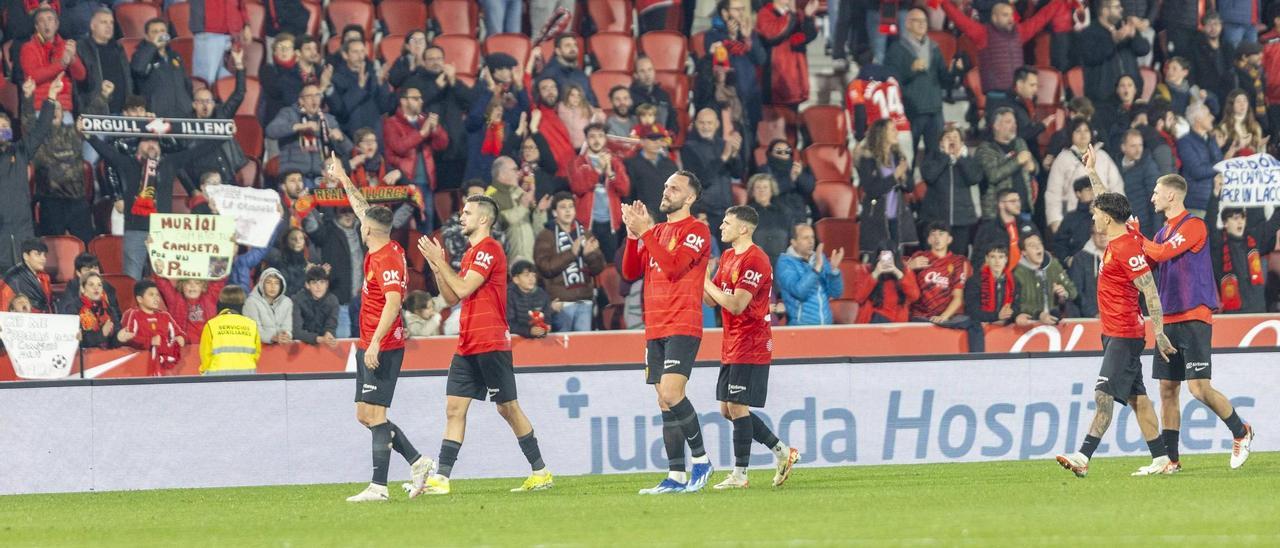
[1088,390,1114,438]
[1080,144,1110,198]
[1133,271,1176,360]
[326,152,369,223]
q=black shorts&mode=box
[354,347,405,407]
[446,351,518,403]
[1153,321,1213,381]
[716,364,770,408]
[645,335,701,384]
[1097,336,1148,406]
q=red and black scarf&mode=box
[130,157,159,216]
[978,265,1015,313]
[1220,234,1264,311]
[481,120,505,156]
[78,294,111,332]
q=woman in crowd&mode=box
[856,119,916,253]
[62,272,120,349]
[1044,118,1122,233]
[266,227,323,295]
[557,84,603,151]
[1217,89,1268,158]
[851,249,920,324]
[746,173,794,264]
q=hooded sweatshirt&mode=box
[244,267,294,344]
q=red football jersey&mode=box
[458,237,511,355]
[909,252,971,318]
[713,244,774,365]
[621,215,712,340]
[1098,233,1152,339]
[845,77,911,132]
[359,241,408,351]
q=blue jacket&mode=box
[1177,131,1223,211]
[776,248,844,326]
[464,83,529,181]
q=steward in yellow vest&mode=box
[199,286,261,375]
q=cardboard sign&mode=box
[1214,153,1280,207]
[0,313,80,379]
[206,186,282,248]
[148,214,236,280]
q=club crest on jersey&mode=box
[667,237,677,251]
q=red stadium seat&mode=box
[731,183,747,205]
[171,37,195,79]
[1139,66,1157,102]
[816,218,861,266]
[244,1,265,38]
[690,30,707,59]
[216,76,260,117]
[431,0,479,36]
[236,158,260,187]
[434,34,480,76]
[595,268,624,330]
[638,31,687,72]
[589,71,633,114]
[120,38,142,60]
[830,299,860,324]
[653,70,689,109]
[117,3,162,39]
[378,0,428,36]
[1034,66,1062,108]
[378,34,406,63]
[801,104,848,146]
[588,32,636,73]
[804,144,852,182]
[171,180,191,214]
[228,39,265,78]
[1065,66,1084,99]
[327,0,375,36]
[42,235,86,284]
[1033,32,1051,68]
[434,190,458,228]
[0,82,16,121]
[483,33,531,65]
[88,235,125,275]
[587,0,633,33]
[964,68,984,115]
[836,260,862,299]
[929,30,957,64]
[103,274,138,311]
[302,1,322,37]
[812,180,855,218]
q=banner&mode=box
[206,186,283,248]
[1214,152,1280,206]
[78,115,236,140]
[0,313,80,379]
[148,214,237,280]
[292,186,425,218]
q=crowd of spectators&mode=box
[3,0,1280,363]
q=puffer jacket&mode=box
[265,105,354,178]
[244,267,294,343]
[1012,253,1077,317]
[25,91,106,200]
[776,246,844,326]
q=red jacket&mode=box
[383,111,450,189]
[20,33,86,112]
[756,4,815,106]
[156,277,227,345]
[119,307,183,375]
[568,153,630,231]
[191,0,248,34]
[851,263,921,324]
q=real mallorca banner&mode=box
[148,214,237,280]
[0,312,80,379]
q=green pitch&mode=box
[3,453,1277,547]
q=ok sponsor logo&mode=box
[382,269,402,284]
[1168,233,1187,248]
[682,233,706,252]
[475,250,495,269]
[1127,254,1148,272]
[742,269,763,287]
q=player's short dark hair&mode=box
[305,265,329,284]
[20,238,46,255]
[673,169,702,202]
[364,205,394,231]
[1072,176,1093,193]
[995,188,1019,201]
[584,122,606,137]
[467,194,500,227]
[1092,192,1132,224]
[510,259,536,277]
[1221,207,1247,221]
[551,191,575,210]
[1156,173,1188,195]
[404,290,432,313]
[925,221,951,235]
[134,279,157,298]
[1013,65,1037,84]
[218,285,246,312]
[726,205,758,226]
[75,253,100,272]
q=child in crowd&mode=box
[403,289,443,337]
[245,268,294,345]
[507,260,556,338]
[118,280,184,376]
[292,265,339,347]
[964,245,1019,328]
[630,103,671,149]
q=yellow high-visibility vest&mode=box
[199,310,261,374]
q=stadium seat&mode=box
[1037,108,1066,151]
[244,2,265,38]
[378,0,428,36]
[586,0,633,33]
[589,71,633,113]
[301,1,322,37]
[41,235,85,284]
[0,82,16,121]
[120,38,142,60]
[229,39,265,78]
[434,190,457,228]
[378,34,406,63]
[689,30,707,59]
[804,144,853,182]
[653,70,689,110]
[812,180,855,218]
[431,0,479,36]
[325,36,374,59]
[595,268,624,330]
[406,228,428,273]
[327,0,374,37]
[830,299,860,324]
[815,218,860,266]
[1034,67,1062,108]
[801,104,848,146]
[1033,32,1051,68]
[116,3,162,39]
[964,68,985,116]
[434,34,480,76]
[483,33,531,65]
[929,30,957,64]
[836,260,862,299]
[588,32,636,73]
[1139,66,1157,102]
[171,37,195,79]
[759,105,798,146]
[216,76,260,117]
[1065,67,1084,99]
[171,181,191,214]
[731,183,746,205]
[638,31,687,73]
[88,235,125,275]
[103,274,137,311]
[236,159,260,187]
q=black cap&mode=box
[486,53,518,71]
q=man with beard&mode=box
[533,192,606,333]
[29,75,103,245]
[625,128,679,220]
[605,86,636,137]
[681,108,743,241]
[85,130,220,280]
[620,171,715,494]
[327,39,394,139]
[630,56,677,136]
[465,53,528,181]
[569,124,630,260]
[1079,0,1150,104]
[538,34,595,106]
[935,0,1070,97]
[383,88,449,231]
[267,83,352,188]
[389,42,471,189]
[182,48,247,188]
[529,76,575,177]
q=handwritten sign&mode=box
[0,313,80,379]
[148,214,236,280]
[206,186,282,247]
[1214,153,1280,207]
